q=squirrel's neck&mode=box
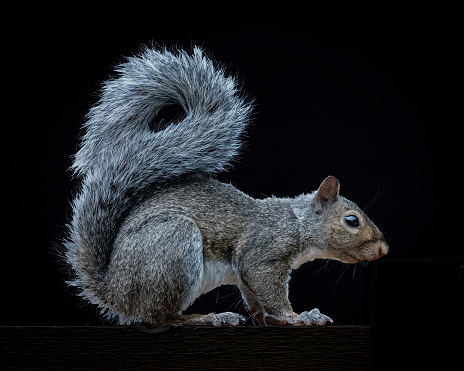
[290,193,317,238]
[259,193,326,269]
[288,193,329,268]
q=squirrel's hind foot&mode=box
[174,312,245,326]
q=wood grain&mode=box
[1,325,372,370]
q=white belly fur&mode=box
[181,259,239,312]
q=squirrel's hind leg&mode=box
[104,213,204,324]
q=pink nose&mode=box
[377,241,389,258]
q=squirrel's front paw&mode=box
[290,308,333,326]
[264,309,333,326]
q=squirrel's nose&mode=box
[377,240,389,258]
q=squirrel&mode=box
[65,46,389,326]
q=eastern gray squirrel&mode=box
[65,46,389,326]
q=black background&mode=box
[4,6,460,327]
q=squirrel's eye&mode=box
[345,215,359,227]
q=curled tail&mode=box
[65,46,252,304]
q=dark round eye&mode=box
[345,215,359,227]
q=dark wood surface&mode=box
[1,325,372,370]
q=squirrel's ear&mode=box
[312,176,340,214]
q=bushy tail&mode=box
[65,46,252,304]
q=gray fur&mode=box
[65,46,388,326]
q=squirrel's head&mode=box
[311,176,389,263]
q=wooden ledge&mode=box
[1,325,372,370]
